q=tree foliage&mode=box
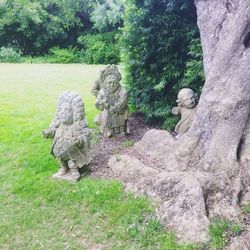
[121,0,204,128]
[0,0,80,54]
[90,0,125,31]
[0,0,123,56]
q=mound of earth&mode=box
[90,113,158,178]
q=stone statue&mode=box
[172,88,198,135]
[95,73,129,137]
[43,92,92,181]
[92,65,122,125]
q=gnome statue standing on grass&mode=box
[43,92,92,181]
[172,88,198,136]
[93,65,129,137]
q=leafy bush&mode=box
[24,47,80,64]
[0,0,95,55]
[47,47,80,63]
[78,31,120,64]
[0,47,24,63]
[121,0,204,129]
[180,36,204,95]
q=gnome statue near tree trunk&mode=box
[172,88,198,136]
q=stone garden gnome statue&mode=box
[94,67,129,137]
[172,88,198,136]
[43,92,92,181]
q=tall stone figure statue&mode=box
[172,88,198,135]
[93,65,129,137]
[43,92,92,181]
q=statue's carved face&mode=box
[105,75,119,93]
[59,103,73,125]
[177,89,196,108]
[181,94,196,108]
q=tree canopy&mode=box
[0,0,123,54]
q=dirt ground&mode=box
[90,113,158,178]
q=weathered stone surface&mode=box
[109,152,211,243]
[43,92,92,181]
[52,168,90,182]
[227,228,250,250]
[133,129,178,171]
[93,65,129,137]
[91,65,121,98]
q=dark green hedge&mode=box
[121,0,204,129]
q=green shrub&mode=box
[209,218,243,249]
[78,31,120,64]
[242,203,250,213]
[47,47,80,63]
[121,0,204,129]
[0,47,24,63]
[23,47,80,64]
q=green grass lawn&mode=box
[0,64,198,249]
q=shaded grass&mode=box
[209,218,243,249]
[242,203,250,214]
[0,64,197,249]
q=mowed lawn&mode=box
[0,64,195,250]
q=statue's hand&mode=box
[172,107,179,115]
[42,129,51,138]
[103,102,109,109]
[72,137,81,147]
[109,106,116,114]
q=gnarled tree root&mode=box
[108,129,250,243]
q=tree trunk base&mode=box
[108,129,249,243]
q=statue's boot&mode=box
[58,167,68,175]
[57,160,69,176]
[71,169,80,180]
[69,160,80,180]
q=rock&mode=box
[227,228,250,250]
[109,153,211,243]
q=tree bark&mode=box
[180,0,250,217]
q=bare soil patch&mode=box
[90,113,158,178]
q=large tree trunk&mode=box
[178,0,250,217]
[191,0,250,167]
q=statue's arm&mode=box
[42,127,56,138]
[172,106,181,115]
[95,90,109,111]
[42,117,58,138]
[111,88,128,113]
[73,121,91,148]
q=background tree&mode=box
[0,0,87,54]
[90,0,125,31]
[0,0,123,58]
